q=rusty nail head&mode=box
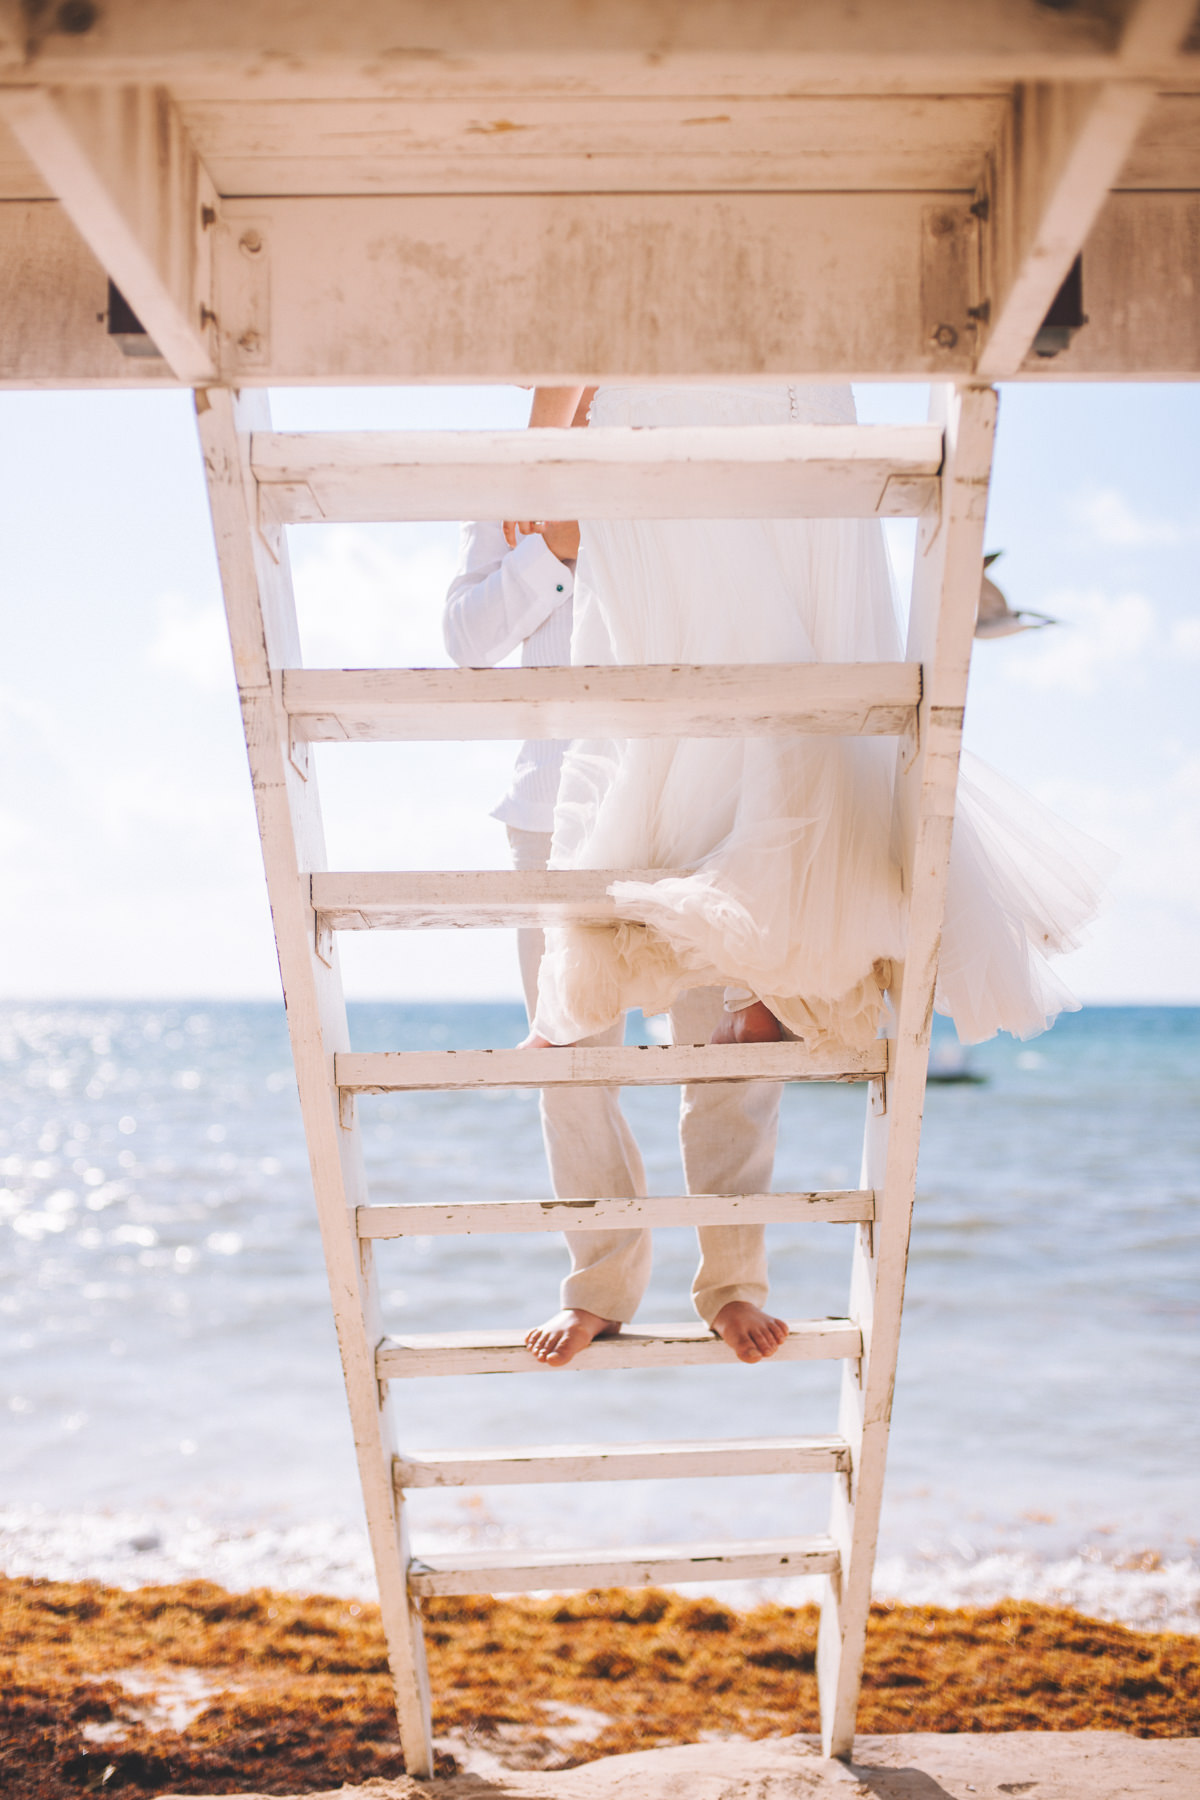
[239,230,264,256]
[933,324,959,350]
[238,331,262,354]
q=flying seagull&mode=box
[975,551,1058,639]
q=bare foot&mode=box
[525,1308,621,1367]
[518,1030,554,1049]
[709,1001,784,1045]
[711,1301,790,1365]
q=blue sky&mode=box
[1,381,1197,1006]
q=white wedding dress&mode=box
[532,383,1111,1049]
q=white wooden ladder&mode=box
[196,382,997,1775]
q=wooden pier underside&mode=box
[0,0,1198,387]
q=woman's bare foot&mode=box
[518,1030,554,1049]
[525,1308,621,1367]
[709,1001,784,1045]
[711,1301,790,1364]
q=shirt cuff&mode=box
[507,531,575,620]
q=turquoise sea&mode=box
[1,1000,1197,1628]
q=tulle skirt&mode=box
[532,384,1112,1049]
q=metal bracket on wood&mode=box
[338,1087,356,1131]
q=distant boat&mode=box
[927,1044,988,1085]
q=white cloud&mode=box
[1003,589,1156,695]
[1071,487,1189,548]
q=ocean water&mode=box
[1,1000,1197,1630]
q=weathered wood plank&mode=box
[0,86,217,381]
[195,387,434,1774]
[285,665,922,744]
[181,93,1008,196]
[314,869,681,931]
[817,386,998,1758]
[1117,90,1200,187]
[0,200,178,385]
[378,1318,862,1380]
[213,191,978,382]
[396,1436,851,1488]
[976,79,1164,376]
[1020,189,1200,376]
[407,1534,840,1596]
[338,1042,889,1094]
[357,1191,875,1237]
[252,423,944,524]
[8,0,1174,96]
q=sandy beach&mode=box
[5,1574,1197,1798]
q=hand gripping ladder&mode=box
[196,383,997,1774]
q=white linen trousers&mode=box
[508,825,782,1326]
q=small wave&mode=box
[3,1504,1197,1636]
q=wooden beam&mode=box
[252,424,943,525]
[337,1042,888,1093]
[0,85,217,381]
[395,1436,852,1488]
[356,1190,875,1237]
[1017,190,1200,377]
[377,1318,862,1379]
[0,199,177,386]
[7,0,1188,95]
[407,1535,840,1596]
[213,191,978,383]
[975,3,1197,374]
[285,665,922,745]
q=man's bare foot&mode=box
[711,1301,790,1365]
[709,1001,784,1045]
[525,1308,621,1367]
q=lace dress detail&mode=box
[532,384,1111,1049]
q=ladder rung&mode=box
[337,1043,887,1094]
[313,868,683,930]
[377,1317,861,1379]
[357,1190,875,1237]
[251,423,943,524]
[395,1434,851,1488]
[284,663,921,743]
[407,1533,841,1596]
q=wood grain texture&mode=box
[181,93,1007,196]
[394,1435,852,1488]
[357,1190,875,1237]
[337,1042,889,1093]
[252,422,944,522]
[407,1534,841,1596]
[196,388,434,1774]
[286,665,922,744]
[214,191,978,382]
[378,1318,862,1379]
[0,86,217,381]
[816,385,998,1757]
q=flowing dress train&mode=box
[531,383,1112,1050]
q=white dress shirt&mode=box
[442,521,574,833]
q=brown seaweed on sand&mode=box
[2,1575,1197,1796]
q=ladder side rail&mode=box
[195,386,434,1778]
[817,383,998,1757]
